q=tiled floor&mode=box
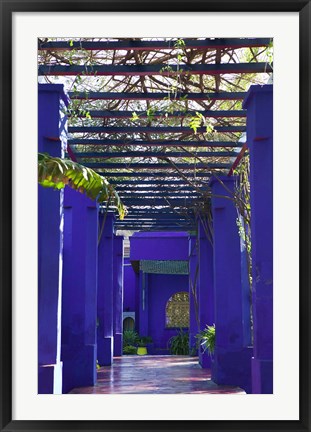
[69,355,245,394]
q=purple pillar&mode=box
[61,188,98,393]
[189,236,199,351]
[198,218,214,368]
[113,235,124,356]
[97,212,115,365]
[134,271,140,332]
[38,84,68,394]
[138,271,149,337]
[210,176,252,393]
[243,85,273,393]
[240,221,252,347]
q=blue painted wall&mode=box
[128,232,190,354]
[123,257,136,313]
[148,274,189,354]
[130,231,189,261]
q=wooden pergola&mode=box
[38,37,272,232]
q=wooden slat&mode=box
[71,109,246,119]
[68,91,246,101]
[39,62,272,77]
[72,151,239,158]
[69,139,243,147]
[84,162,231,169]
[68,126,246,134]
[38,38,271,51]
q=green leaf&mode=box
[38,152,127,219]
[131,112,139,121]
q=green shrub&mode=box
[195,324,215,356]
[123,345,137,355]
[123,330,139,348]
[168,328,189,355]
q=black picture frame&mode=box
[1,1,310,431]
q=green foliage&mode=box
[189,112,204,134]
[174,38,185,49]
[131,111,140,121]
[38,152,127,219]
[168,328,189,355]
[123,330,139,347]
[123,345,137,355]
[65,100,92,120]
[159,65,174,74]
[195,324,215,356]
[189,111,214,135]
[137,336,153,347]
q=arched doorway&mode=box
[123,316,135,331]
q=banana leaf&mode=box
[38,152,127,220]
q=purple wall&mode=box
[148,274,189,354]
[97,212,115,366]
[38,84,68,394]
[198,219,214,368]
[129,232,190,354]
[113,236,124,356]
[123,257,137,312]
[189,237,199,351]
[131,232,189,261]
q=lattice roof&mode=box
[38,37,273,232]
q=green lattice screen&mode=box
[140,260,189,275]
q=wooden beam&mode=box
[68,126,246,134]
[109,179,207,185]
[38,63,272,77]
[38,38,271,51]
[120,198,199,205]
[227,143,248,176]
[84,162,231,169]
[68,91,246,101]
[69,139,243,147]
[119,193,201,198]
[100,172,215,178]
[71,109,246,119]
[72,151,239,158]
[116,227,195,231]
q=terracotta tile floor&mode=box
[69,355,245,394]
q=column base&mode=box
[113,333,123,357]
[252,357,273,394]
[212,347,253,393]
[98,337,114,366]
[38,362,62,394]
[61,344,97,393]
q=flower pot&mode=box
[137,347,147,355]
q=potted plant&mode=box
[136,336,153,355]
